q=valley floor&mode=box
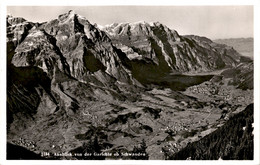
[7,75,253,160]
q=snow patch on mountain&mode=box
[27,31,44,37]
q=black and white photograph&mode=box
[1,1,260,164]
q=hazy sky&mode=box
[7,6,253,39]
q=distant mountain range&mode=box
[214,38,253,58]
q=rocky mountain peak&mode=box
[68,9,76,15]
[102,20,181,43]
[6,16,34,47]
[43,10,110,43]
[7,15,27,25]
[57,10,77,22]
[9,11,135,85]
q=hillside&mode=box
[167,104,253,160]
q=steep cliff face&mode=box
[185,35,243,66]
[102,22,241,74]
[7,41,58,132]
[6,15,34,47]
[10,10,135,86]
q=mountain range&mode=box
[6,10,253,160]
[214,38,253,59]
